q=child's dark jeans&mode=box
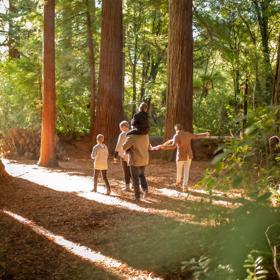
[93,169,110,193]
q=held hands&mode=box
[151,145,162,151]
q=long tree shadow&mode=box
[103,185,234,224]
[1,176,218,278]
[0,212,118,280]
[4,159,236,222]
[186,189,250,204]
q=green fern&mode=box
[244,251,269,280]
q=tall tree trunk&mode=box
[128,6,140,118]
[61,1,73,49]
[131,34,138,117]
[238,11,260,110]
[201,54,210,98]
[0,159,10,182]
[253,0,273,103]
[8,0,20,58]
[253,57,262,110]
[94,0,123,149]
[233,68,241,113]
[243,77,249,129]
[164,0,193,139]
[273,35,280,106]
[86,0,96,139]
[38,0,57,167]
[140,53,149,101]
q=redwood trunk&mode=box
[8,0,20,58]
[86,0,96,139]
[38,0,57,167]
[253,0,273,102]
[0,159,10,182]
[273,35,280,106]
[164,0,193,140]
[94,0,123,149]
[243,77,249,129]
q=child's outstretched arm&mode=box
[191,132,210,139]
[162,139,173,146]
[160,142,176,150]
[159,136,177,150]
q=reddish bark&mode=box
[0,159,10,182]
[38,0,57,167]
[85,0,96,139]
[94,0,123,149]
[164,0,193,140]
[273,35,280,106]
[8,0,20,58]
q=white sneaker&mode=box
[122,184,130,191]
[143,190,148,199]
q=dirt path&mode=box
[0,158,243,279]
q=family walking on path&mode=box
[91,102,210,202]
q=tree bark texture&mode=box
[273,35,280,106]
[164,0,193,140]
[85,0,96,139]
[8,0,20,58]
[0,159,10,182]
[233,68,241,112]
[243,77,249,129]
[94,0,123,149]
[130,33,138,118]
[253,0,274,102]
[38,0,57,167]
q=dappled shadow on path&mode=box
[0,212,118,280]
[3,158,243,232]
[1,172,217,278]
[3,159,238,221]
[2,159,244,278]
[2,210,160,279]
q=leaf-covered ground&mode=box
[0,154,246,279]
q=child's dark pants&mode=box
[121,159,131,185]
[93,169,110,193]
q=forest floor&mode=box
[0,140,247,280]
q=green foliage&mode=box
[244,251,269,280]
[198,108,279,198]
[194,105,279,277]
[181,255,235,280]
[1,0,279,137]
[0,58,41,131]
[181,256,212,279]
[193,73,237,135]
[180,200,279,279]
[123,0,168,133]
[0,0,100,136]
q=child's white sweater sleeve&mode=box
[91,145,98,159]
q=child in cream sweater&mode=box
[91,134,111,195]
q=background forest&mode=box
[0,0,279,136]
